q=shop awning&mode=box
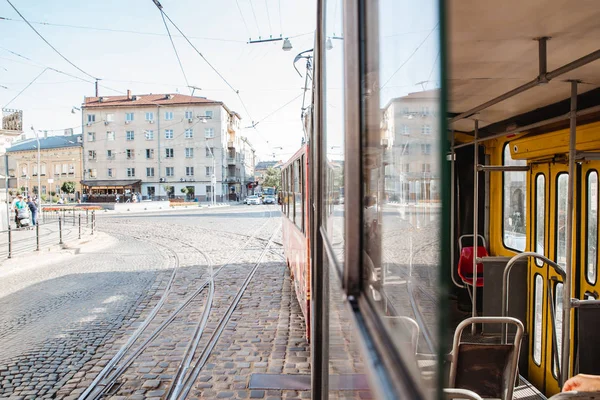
[81,179,142,188]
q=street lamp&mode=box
[30,126,41,213]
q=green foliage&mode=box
[180,187,188,194]
[41,194,47,202]
[61,181,76,194]
[262,167,281,189]
[50,191,56,197]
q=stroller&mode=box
[16,207,31,228]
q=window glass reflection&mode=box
[535,175,545,266]
[503,145,527,252]
[556,174,569,269]
[587,171,598,284]
[368,0,441,392]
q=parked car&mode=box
[246,195,261,205]
[263,195,276,204]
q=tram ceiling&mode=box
[448,0,600,133]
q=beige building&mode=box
[381,91,440,202]
[6,133,84,200]
[81,92,255,202]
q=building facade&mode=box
[381,91,440,203]
[81,92,255,202]
[6,133,84,201]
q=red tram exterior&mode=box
[280,144,311,338]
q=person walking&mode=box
[26,196,38,227]
[13,195,28,228]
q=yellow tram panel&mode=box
[510,121,600,160]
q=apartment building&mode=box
[6,133,84,200]
[381,91,440,203]
[81,92,255,201]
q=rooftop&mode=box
[255,161,281,170]
[7,134,82,153]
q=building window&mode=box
[88,150,96,160]
[108,168,113,177]
[166,167,174,177]
[126,149,134,159]
[145,112,154,121]
[165,111,173,121]
[41,186,46,195]
[421,143,431,155]
[185,129,193,139]
[165,148,174,158]
[185,148,194,158]
[206,166,213,176]
[125,112,134,122]
[53,165,59,176]
[87,114,95,123]
[127,168,135,177]
[422,125,431,135]
[69,164,74,174]
[90,169,97,178]
[205,110,213,118]
[205,128,214,138]
[126,131,135,141]
[422,163,431,173]
[145,130,154,140]
[107,131,115,141]
[186,167,194,176]
[146,167,155,177]
[107,149,114,159]
[402,125,410,135]
[503,144,527,252]
[32,164,38,176]
[88,132,95,142]
[106,113,114,122]
[40,164,46,176]
[165,129,174,139]
[206,147,214,157]
[422,106,430,116]
[185,111,193,119]
[146,149,154,159]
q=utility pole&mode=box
[157,104,161,199]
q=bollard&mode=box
[59,216,63,245]
[86,209,89,225]
[91,211,95,235]
[7,224,12,259]
[73,211,76,226]
[78,214,81,239]
[36,221,40,251]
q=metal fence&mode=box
[0,210,96,259]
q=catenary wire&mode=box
[426,50,440,90]
[5,0,98,81]
[0,16,245,43]
[252,92,303,128]
[265,0,273,36]
[380,23,439,89]
[249,0,262,38]
[3,68,48,108]
[278,0,283,36]
[159,11,192,95]
[235,0,252,40]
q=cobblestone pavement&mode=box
[0,204,317,399]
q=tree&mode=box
[262,167,281,189]
[62,181,76,195]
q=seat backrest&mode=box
[454,343,514,398]
[458,246,488,275]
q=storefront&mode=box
[81,179,142,203]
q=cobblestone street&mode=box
[0,205,311,399]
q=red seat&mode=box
[457,246,487,287]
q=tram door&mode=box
[580,163,599,301]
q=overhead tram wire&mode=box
[250,92,303,128]
[159,11,192,95]
[3,68,48,108]
[249,0,262,38]
[235,0,252,40]
[278,0,283,35]
[5,0,98,81]
[0,16,246,43]
[150,0,269,147]
[425,50,441,90]
[265,0,273,36]
[380,22,440,89]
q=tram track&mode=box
[78,205,279,399]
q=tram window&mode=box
[553,282,564,377]
[502,144,527,252]
[556,174,569,270]
[533,274,543,365]
[535,174,545,266]
[586,171,598,284]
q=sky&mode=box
[0,0,317,161]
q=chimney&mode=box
[127,89,132,100]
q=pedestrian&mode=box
[13,194,28,228]
[26,196,38,227]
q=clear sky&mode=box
[0,0,317,161]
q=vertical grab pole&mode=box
[7,224,12,259]
[78,214,81,239]
[450,131,464,288]
[472,119,479,336]
[36,221,40,251]
[561,81,578,386]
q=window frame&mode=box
[586,169,598,285]
[146,167,155,177]
[107,131,115,141]
[185,148,194,158]
[126,131,135,141]
[186,166,194,176]
[107,168,113,178]
[185,128,193,139]
[555,172,569,270]
[502,142,528,252]
[126,168,135,177]
[532,273,544,365]
[165,148,174,158]
[534,173,546,267]
[125,112,134,122]
[166,167,174,177]
[145,112,154,121]
[165,111,174,121]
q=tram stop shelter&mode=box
[81,179,142,203]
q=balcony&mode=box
[227,141,234,149]
[226,176,241,183]
[227,157,236,165]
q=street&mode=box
[0,205,310,400]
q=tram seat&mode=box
[444,388,484,400]
[449,317,524,400]
[458,235,488,287]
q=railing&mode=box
[0,210,97,259]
